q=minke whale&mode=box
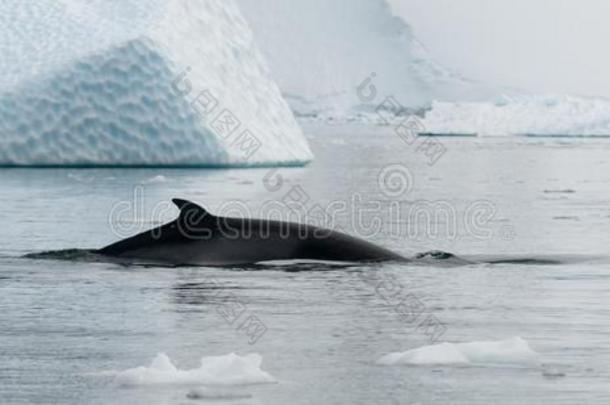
[25,198,568,268]
[98,198,408,266]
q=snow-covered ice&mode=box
[114,352,276,387]
[422,94,610,136]
[378,337,540,366]
[0,0,312,166]
[238,0,610,132]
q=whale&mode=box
[24,198,569,268]
[97,198,408,266]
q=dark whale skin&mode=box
[98,199,407,266]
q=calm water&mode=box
[1,125,610,404]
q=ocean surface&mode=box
[1,124,610,404]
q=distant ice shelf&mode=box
[0,0,312,167]
[421,94,610,137]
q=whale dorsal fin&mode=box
[172,198,216,233]
[172,198,211,216]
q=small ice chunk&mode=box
[142,175,168,184]
[378,342,469,365]
[379,337,539,367]
[114,352,276,387]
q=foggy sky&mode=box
[389,0,609,98]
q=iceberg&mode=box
[422,94,610,137]
[237,0,490,120]
[238,0,609,134]
[0,0,312,167]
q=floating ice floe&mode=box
[378,337,539,366]
[141,175,168,184]
[114,352,276,387]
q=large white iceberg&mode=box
[0,0,312,166]
[237,0,490,120]
[238,0,610,134]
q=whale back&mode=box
[97,198,407,265]
[98,199,217,256]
